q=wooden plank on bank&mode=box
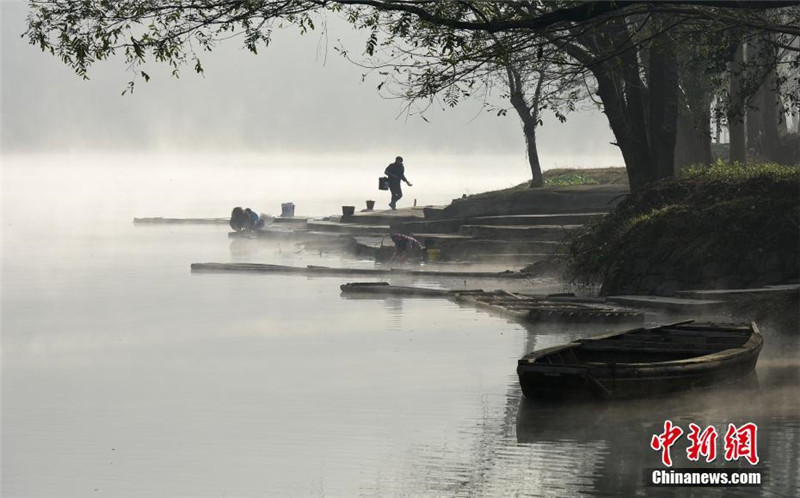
[190,262,526,279]
[606,295,726,311]
[134,217,229,225]
[452,292,644,325]
[340,282,459,297]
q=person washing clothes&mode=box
[384,156,412,210]
[389,233,425,263]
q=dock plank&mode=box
[190,262,525,279]
[606,295,726,311]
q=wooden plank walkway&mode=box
[338,283,644,324]
[676,284,800,299]
[134,217,228,224]
[190,263,526,279]
[606,295,726,312]
[455,290,644,324]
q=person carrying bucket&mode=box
[384,156,412,210]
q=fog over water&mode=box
[2,1,799,497]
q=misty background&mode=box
[3,1,622,219]
[2,1,620,162]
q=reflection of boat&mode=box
[516,373,761,444]
[340,282,454,297]
[517,321,763,400]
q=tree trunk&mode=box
[675,110,712,171]
[728,41,747,163]
[506,65,544,188]
[761,66,782,162]
[649,27,679,180]
[675,90,713,170]
[746,86,765,157]
[559,19,680,192]
[524,122,544,188]
[588,20,655,192]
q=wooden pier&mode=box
[191,262,527,279]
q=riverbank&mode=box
[566,162,799,295]
[332,163,799,327]
[147,164,798,322]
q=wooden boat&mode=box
[517,320,763,400]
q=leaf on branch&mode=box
[366,31,378,56]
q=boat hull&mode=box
[517,322,763,400]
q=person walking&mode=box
[384,156,412,210]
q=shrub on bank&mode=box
[567,162,800,295]
[680,160,800,181]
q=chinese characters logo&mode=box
[650,420,758,467]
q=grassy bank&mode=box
[566,162,800,295]
[543,167,628,186]
[461,167,628,201]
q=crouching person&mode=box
[230,206,265,231]
[230,207,249,231]
[390,233,425,263]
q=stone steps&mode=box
[459,224,582,240]
[343,206,430,226]
[391,212,603,234]
[305,220,390,236]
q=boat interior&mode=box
[545,323,753,365]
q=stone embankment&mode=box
[220,185,628,266]
[339,185,629,265]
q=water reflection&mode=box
[513,373,799,496]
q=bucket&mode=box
[280,202,295,217]
[366,200,375,210]
[342,206,355,217]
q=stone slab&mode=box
[391,212,604,234]
[459,224,582,240]
[306,220,390,235]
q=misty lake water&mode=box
[2,156,799,497]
